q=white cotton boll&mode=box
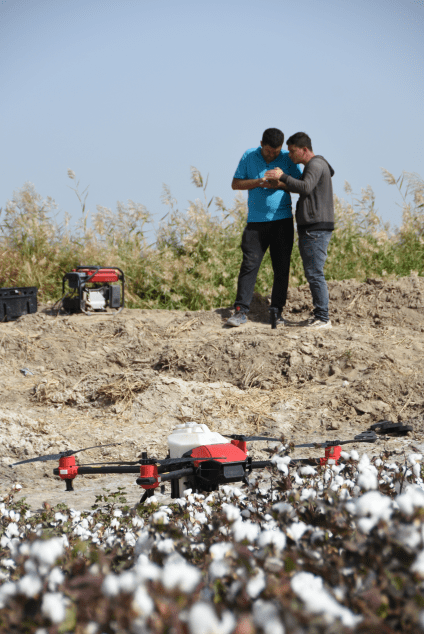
[357,517,378,534]
[210,542,234,560]
[386,462,399,472]
[286,522,308,542]
[299,465,316,476]
[352,491,393,520]
[24,559,38,574]
[357,471,378,490]
[258,530,286,551]
[194,511,208,524]
[350,450,359,461]
[1,558,16,569]
[134,554,161,581]
[17,573,43,598]
[82,622,99,634]
[409,453,423,465]
[157,538,175,554]
[231,519,260,543]
[110,518,120,529]
[340,451,350,460]
[132,516,144,529]
[124,531,136,546]
[143,495,159,506]
[102,574,120,597]
[162,561,201,593]
[106,535,117,548]
[222,504,241,521]
[209,559,230,580]
[1,535,11,549]
[396,524,421,549]
[9,510,20,522]
[41,592,67,624]
[188,602,235,634]
[119,571,137,593]
[134,531,154,556]
[113,509,123,517]
[31,537,64,567]
[271,456,289,474]
[294,472,304,485]
[151,511,169,525]
[247,569,266,598]
[253,600,285,634]
[132,585,154,617]
[396,485,424,515]
[13,483,22,491]
[48,567,65,591]
[272,502,294,516]
[291,572,362,627]
[5,523,20,538]
[300,488,317,501]
[411,551,424,576]
[54,512,68,523]
[339,488,351,501]
[0,581,17,608]
[414,464,422,478]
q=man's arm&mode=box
[232,178,263,190]
[265,162,323,195]
[231,178,287,191]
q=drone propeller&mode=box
[9,443,122,467]
[294,431,378,449]
[369,420,413,436]
[77,456,226,467]
[227,434,282,442]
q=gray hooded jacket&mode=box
[279,155,335,232]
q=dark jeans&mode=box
[234,218,294,312]
[298,230,332,322]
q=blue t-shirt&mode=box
[234,147,302,222]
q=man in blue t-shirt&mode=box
[226,128,302,327]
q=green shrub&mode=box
[0,167,423,309]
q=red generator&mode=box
[61,266,125,315]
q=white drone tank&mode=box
[167,422,230,498]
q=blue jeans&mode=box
[298,230,332,322]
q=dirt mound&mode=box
[1,274,423,509]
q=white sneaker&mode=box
[306,318,332,329]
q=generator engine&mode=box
[61,266,125,315]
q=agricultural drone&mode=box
[10,420,412,504]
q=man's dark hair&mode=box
[286,132,313,151]
[261,128,284,148]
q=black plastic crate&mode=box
[0,287,38,321]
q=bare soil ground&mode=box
[1,274,424,510]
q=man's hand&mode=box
[264,179,281,188]
[265,168,284,180]
[258,178,284,189]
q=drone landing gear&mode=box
[139,489,155,505]
[65,479,74,492]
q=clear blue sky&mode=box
[1,0,423,242]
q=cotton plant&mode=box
[1,451,424,632]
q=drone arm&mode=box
[136,466,194,490]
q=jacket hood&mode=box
[312,155,334,177]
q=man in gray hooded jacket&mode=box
[265,132,334,329]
